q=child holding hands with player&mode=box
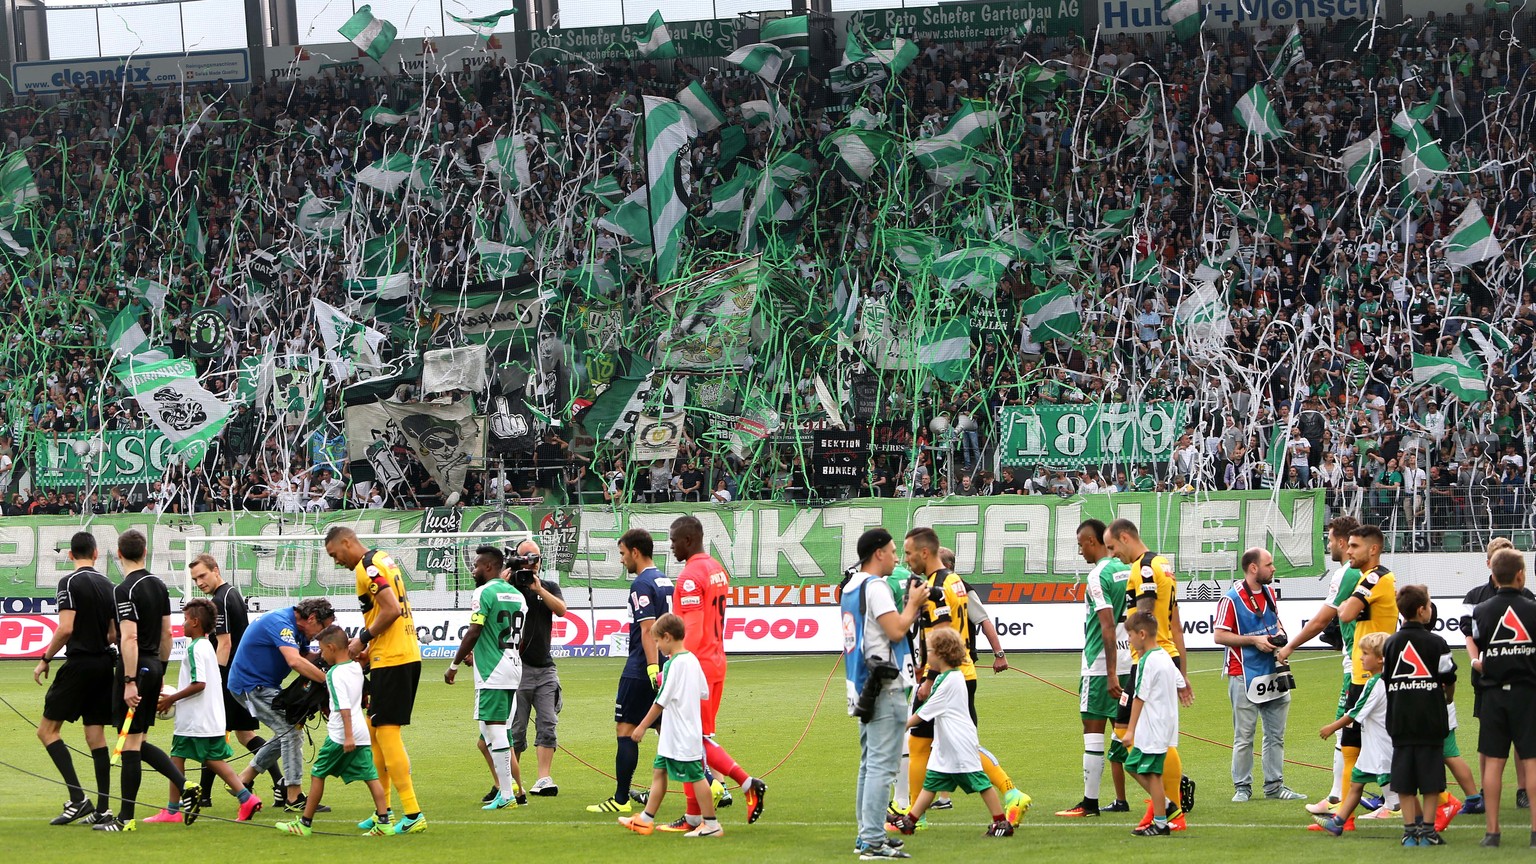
[146,598,263,824]
[890,626,1015,838]
[1122,611,1182,837]
[275,626,392,837]
[619,613,724,839]
[1316,631,1393,837]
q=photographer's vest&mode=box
[1226,582,1286,703]
[840,572,913,715]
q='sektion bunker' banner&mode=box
[0,491,1324,599]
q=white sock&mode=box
[894,755,910,809]
[1084,733,1106,800]
[1384,789,1400,810]
[686,814,702,827]
[492,749,514,799]
[1329,746,1343,801]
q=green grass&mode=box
[0,650,1528,861]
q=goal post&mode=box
[183,529,534,613]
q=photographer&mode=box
[842,527,924,858]
[1214,548,1304,802]
[227,597,334,811]
[507,539,567,797]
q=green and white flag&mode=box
[847,107,887,130]
[114,356,230,467]
[184,200,206,265]
[636,10,677,58]
[356,153,418,193]
[0,150,38,221]
[677,81,725,132]
[128,277,171,311]
[1021,286,1081,340]
[313,298,387,383]
[340,5,397,60]
[1234,86,1284,140]
[1454,319,1515,368]
[362,104,410,125]
[655,256,760,371]
[704,167,757,232]
[931,246,1012,294]
[1269,24,1304,77]
[449,7,515,40]
[740,99,790,128]
[1162,0,1202,40]
[429,279,543,346]
[1413,352,1488,401]
[480,136,531,189]
[1175,281,1232,336]
[1220,196,1286,239]
[1391,109,1449,196]
[1339,130,1381,190]
[918,317,973,382]
[642,95,697,283]
[595,187,651,242]
[1445,200,1502,269]
[105,305,158,360]
[726,43,791,84]
[344,272,411,301]
[474,226,527,279]
[909,99,1001,166]
[819,127,894,182]
[761,15,809,68]
[297,193,348,242]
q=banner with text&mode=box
[13,49,250,95]
[846,0,1082,41]
[0,492,1323,599]
[33,431,174,489]
[528,17,742,61]
[998,403,1189,467]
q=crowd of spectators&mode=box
[2,7,1536,549]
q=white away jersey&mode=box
[1348,675,1392,774]
[174,637,225,737]
[655,650,708,762]
[325,661,370,746]
[1132,647,1181,754]
[469,580,525,690]
[916,671,982,774]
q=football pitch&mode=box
[0,651,1522,861]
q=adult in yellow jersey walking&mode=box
[325,526,427,835]
[1105,519,1194,831]
[1337,523,1400,819]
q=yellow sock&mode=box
[367,716,390,801]
[1164,748,1183,809]
[979,748,1015,794]
[373,724,419,815]
[908,735,932,806]
[1342,746,1360,788]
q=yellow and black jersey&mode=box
[355,549,420,668]
[1125,551,1179,662]
[1350,564,1398,685]
[917,568,977,681]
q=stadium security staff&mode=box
[1214,548,1305,802]
[843,527,925,858]
[227,597,335,810]
[508,538,568,797]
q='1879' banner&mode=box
[999,403,1188,467]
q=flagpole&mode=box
[639,102,660,287]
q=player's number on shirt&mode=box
[389,573,413,622]
[495,609,525,652]
[711,594,727,641]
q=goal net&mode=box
[184,529,533,613]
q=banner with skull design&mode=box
[379,399,485,501]
[113,355,231,469]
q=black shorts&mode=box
[1473,685,1484,720]
[1115,665,1140,726]
[43,656,114,726]
[1391,744,1447,796]
[112,657,165,735]
[367,661,421,727]
[1340,682,1365,749]
[221,669,259,733]
[911,678,979,739]
[614,676,654,726]
[1478,685,1536,761]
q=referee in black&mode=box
[1469,547,1536,847]
[32,531,117,825]
[189,553,280,808]
[98,529,185,832]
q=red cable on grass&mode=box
[1005,664,1331,773]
